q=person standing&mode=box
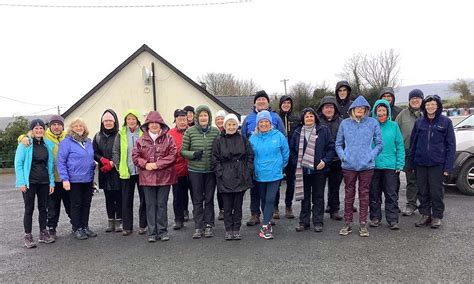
[250,111,289,239]
[57,118,97,240]
[334,81,354,119]
[15,119,56,248]
[410,95,455,228]
[93,110,122,233]
[369,100,405,230]
[274,95,299,219]
[181,105,220,239]
[184,105,195,127]
[214,109,227,221]
[379,87,403,121]
[395,89,424,216]
[212,113,254,240]
[112,109,147,236]
[241,90,285,226]
[168,109,190,230]
[132,111,177,242]
[291,108,335,233]
[336,96,383,237]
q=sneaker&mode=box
[233,231,242,240]
[402,206,416,216]
[105,219,115,232]
[273,209,280,220]
[330,212,343,221]
[285,207,295,219]
[389,222,400,230]
[83,227,97,237]
[148,235,157,243]
[137,227,147,235]
[314,225,323,233]
[359,224,370,237]
[74,229,88,240]
[24,233,37,248]
[225,231,233,241]
[259,225,274,240]
[173,222,184,230]
[184,210,190,222]
[122,230,133,236]
[218,210,224,221]
[192,229,203,239]
[369,219,381,227]
[295,223,309,232]
[204,225,214,238]
[431,218,442,229]
[159,234,170,241]
[415,215,432,227]
[115,219,123,232]
[39,229,55,244]
[339,224,352,236]
[48,228,57,240]
[246,214,260,226]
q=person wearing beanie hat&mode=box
[410,94,455,228]
[249,110,289,239]
[184,106,195,127]
[379,87,402,121]
[15,118,56,248]
[241,91,285,226]
[212,113,253,240]
[48,115,64,127]
[93,110,122,233]
[214,109,228,221]
[395,89,424,216]
[334,81,354,119]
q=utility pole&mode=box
[57,106,60,115]
[280,79,289,95]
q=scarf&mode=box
[71,131,87,145]
[294,125,318,201]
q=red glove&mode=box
[100,163,113,173]
[100,157,110,166]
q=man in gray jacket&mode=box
[395,89,424,215]
[380,87,402,121]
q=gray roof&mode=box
[215,96,254,116]
[0,115,53,131]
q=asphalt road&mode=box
[1,173,473,282]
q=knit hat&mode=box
[30,119,46,130]
[223,113,239,127]
[409,89,424,100]
[254,90,270,103]
[101,111,116,123]
[215,110,227,119]
[48,114,64,126]
[173,108,187,123]
[256,110,272,124]
[183,105,195,113]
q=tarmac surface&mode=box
[0,173,473,282]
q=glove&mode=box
[100,157,110,166]
[193,150,203,161]
[100,162,113,173]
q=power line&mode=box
[0,95,57,107]
[0,0,251,8]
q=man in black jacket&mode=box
[379,87,402,121]
[334,81,353,119]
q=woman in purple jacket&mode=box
[57,118,96,240]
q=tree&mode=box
[197,72,258,96]
[450,79,474,106]
[288,82,314,113]
[0,116,29,168]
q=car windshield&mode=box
[455,115,474,128]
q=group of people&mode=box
[14,80,456,248]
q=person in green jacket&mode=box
[181,105,220,239]
[369,100,405,230]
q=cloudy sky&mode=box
[0,0,472,116]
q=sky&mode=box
[0,0,473,117]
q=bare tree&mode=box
[450,79,474,105]
[197,73,258,96]
[289,82,314,112]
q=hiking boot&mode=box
[225,231,233,241]
[314,225,323,233]
[115,219,123,232]
[285,207,295,219]
[48,228,57,240]
[159,234,170,241]
[246,214,260,226]
[369,219,381,227]
[330,212,343,221]
[415,215,432,227]
[24,233,37,248]
[39,229,55,244]
[218,210,224,221]
[148,235,157,243]
[204,225,214,238]
[233,231,242,240]
[173,222,184,230]
[339,223,352,236]
[192,229,203,239]
[122,230,133,236]
[74,229,88,240]
[137,227,147,235]
[184,210,190,222]
[389,222,400,230]
[403,206,416,216]
[431,218,442,229]
[83,227,97,237]
[359,224,370,237]
[105,219,115,232]
[295,223,309,232]
[259,225,274,240]
[273,209,280,220]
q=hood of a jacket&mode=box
[335,81,352,104]
[379,87,396,107]
[279,95,293,114]
[372,99,392,122]
[122,109,142,127]
[140,111,169,133]
[100,109,119,134]
[348,96,371,119]
[194,105,213,128]
[316,96,341,119]
[421,94,443,119]
[299,107,319,125]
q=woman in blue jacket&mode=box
[410,95,455,229]
[290,108,335,233]
[335,96,383,237]
[249,110,289,240]
[57,118,96,240]
[15,119,55,248]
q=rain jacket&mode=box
[241,106,285,138]
[15,137,55,188]
[335,81,353,119]
[57,135,96,183]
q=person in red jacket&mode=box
[132,111,177,242]
[168,109,190,230]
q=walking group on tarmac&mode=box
[15,81,456,248]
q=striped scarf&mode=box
[294,125,318,201]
